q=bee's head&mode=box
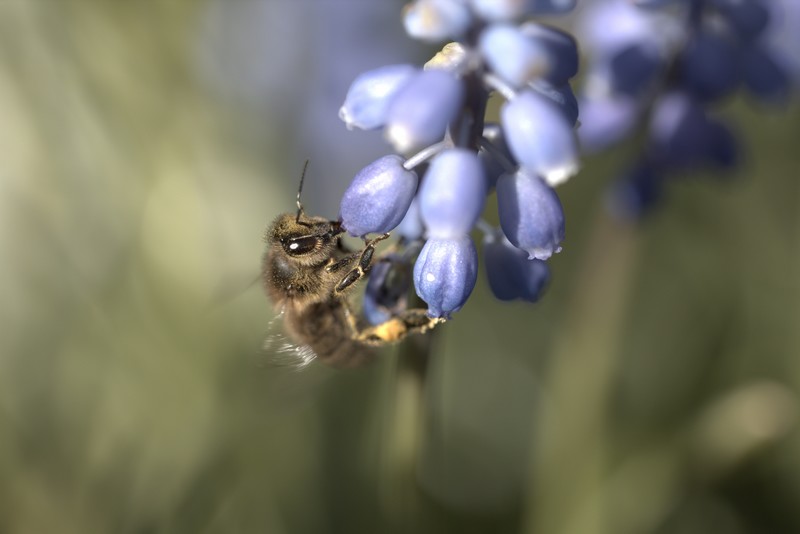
[267,213,343,266]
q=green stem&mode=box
[379,295,438,528]
[524,209,642,534]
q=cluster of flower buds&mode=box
[337,0,581,319]
[577,0,798,218]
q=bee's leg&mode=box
[325,251,361,274]
[331,233,390,294]
[355,309,446,345]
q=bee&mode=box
[261,163,444,368]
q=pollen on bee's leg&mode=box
[356,310,446,345]
[357,318,408,344]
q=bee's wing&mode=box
[262,307,318,371]
[258,306,341,411]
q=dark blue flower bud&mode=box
[479,24,549,88]
[339,64,418,131]
[403,0,473,43]
[419,148,487,238]
[363,258,410,325]
[704,118,739,170]
[413,236,478,318]
[501,90,579,186]
[712,0,770,40]
[470,0,576,20]
[649,92,705,169]
[385,69,465,154]
[741,46,791,105]
[497,170,565,260]
[605,159,663,220]
[340,155,418,237]
[608,41,665,97]
[520,22,579,86]
[680,32,739,102]
[484,230,550,302]
[529,0,577,15]
[649,92,738,170]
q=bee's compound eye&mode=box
[283,235,320,256]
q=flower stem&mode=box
[524,210,642,534]
[379,294,437,527]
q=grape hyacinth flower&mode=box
[496,170,565,261]
[483,227,550,302]
[339,154,418,237]
[576,0,799,219]
[337,0,582,319]
[339,64,417,131]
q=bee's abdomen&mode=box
[287,301,375,368]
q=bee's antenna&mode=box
[296,160,309,225]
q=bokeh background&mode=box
[1,1,799,533]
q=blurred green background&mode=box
[1,1,799,533]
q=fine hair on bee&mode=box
[261,161,444,368]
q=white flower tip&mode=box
[527,246,561,261]
[338,107,356,129]
[527,245,561,261]
[528,249,549,261]
[542,161,580,187]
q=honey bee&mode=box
[261,163,444,368]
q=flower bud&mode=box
[469,0,531,21]
[605,159,663,220]
[578,0,665,57]
[484,230,550,302]
[340,155,418,237]
[479,24,549,88]
[520,22,579,85]
[705,119,738,170]
[339,64,418,131]
[363,258,410,325]
[529,0,577,15]
[413,236,478,318]
[680,32,739,102]
[469,0,576,21]
[714,0,770,40]
[741,46,791,105]
[649,92,737,170]
[403,0,473,43]
[419,148,487,238]
[608,41,665,97]
[497,170,565,260]
[530,79,579,127]
[501,90,579,186]
[385,69,465,154]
